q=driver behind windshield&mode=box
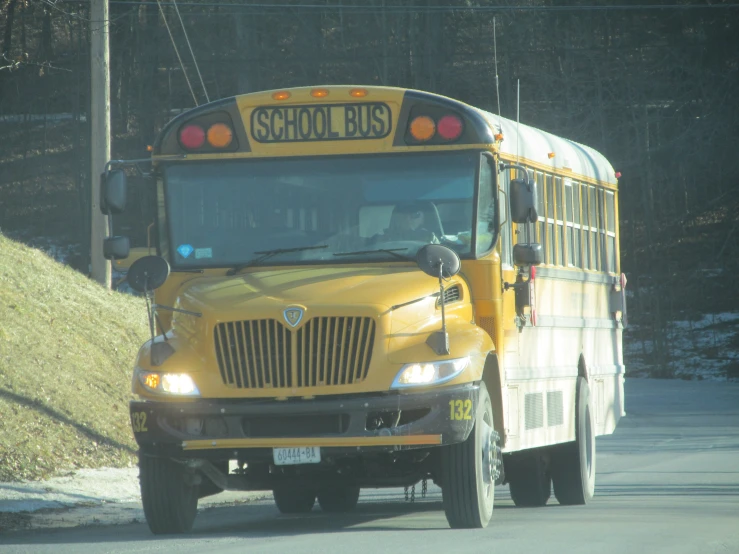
[372,203,439,244]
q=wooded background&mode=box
[1,0,738,375]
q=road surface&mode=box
[2,378,738,553]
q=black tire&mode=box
[139,454,199,534]
[317,486,360,513]
[506,453,551,507]
[440,383,497,529]
[273,485,316,514]
[551,376,596,505]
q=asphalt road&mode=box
[2,377,739,554]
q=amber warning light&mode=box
[179,123,235,150]
[409,114,464,142]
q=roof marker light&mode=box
[311,88,329,98]
[349,88,368,98]
[272,91,291,101]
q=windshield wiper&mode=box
[226,245,329,275]
[333,248,411,261]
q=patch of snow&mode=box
[2,230,83,267]
[0,468,140,513]
[625,311,739,380]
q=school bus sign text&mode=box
[250,102,392,143]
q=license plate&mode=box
[273,447,321,466]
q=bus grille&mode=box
[296,317,375,387]
[214,319,292,388]
[214,317,375,389]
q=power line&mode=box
[56,1,739,13]
[171,0,210,102]
[35,0,136,30]
[155,0,199,106]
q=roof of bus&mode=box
[474,108,618,186]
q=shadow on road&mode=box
[0,493,523,545]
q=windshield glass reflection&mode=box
[164,151,482,268]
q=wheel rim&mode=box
[585,404,594,476]
[480,410,496,503]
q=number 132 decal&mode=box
[449,399,472,421]
[131,411,148,432]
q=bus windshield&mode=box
[163,150,491,268]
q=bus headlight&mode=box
[136,369,201,396]
[391,357,470,389]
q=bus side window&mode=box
[476,155,496,256]
[499,171,512,267]
[605,190,617,273]
[582,184,591,269]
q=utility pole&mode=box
[90,0,111,288]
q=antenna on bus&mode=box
[493,17,502,128]
[517,79,521,162]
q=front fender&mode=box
[387,318,494,384]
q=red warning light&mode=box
[179,124,205,150]
[437,115,463,141]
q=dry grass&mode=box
[0,233,148,482]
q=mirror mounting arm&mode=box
[416,244,460,357]
[427,262,451,356]
[503,277,529,292]
[498,162,532,183]
[105,157,154,178]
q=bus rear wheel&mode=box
[317,486,360,513]
[139,454,199,534]
[273,485,316,514]
[551,376,596,505]
[440,383,497,529]
[506,453,551,507]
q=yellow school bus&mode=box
[101,85,626,534]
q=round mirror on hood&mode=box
[127,255,170,293]
[416,244,461,279]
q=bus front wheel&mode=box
[440,383,497,529]
[551,376,596,505]
[139,454,199,534]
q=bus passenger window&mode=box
[564,179,575,267]
[589,186,600,271]
[555,176,565,267]
[582,184,591,269]
[606,190,617,273]
[545,173,554,265]
[572,181,582,268]
[535,170,545,253]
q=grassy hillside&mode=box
[0,233,148,482]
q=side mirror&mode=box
[103,236,131,260]
[100,170,127,215]
[513,243,543,266]
[416,244,461,278]
[510,177,538,223]
[128,255,170,293]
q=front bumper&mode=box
[130,383,480,459]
